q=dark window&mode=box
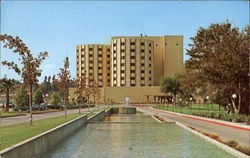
[98,54,102,57]
[149,77,152,80]
[122,56,125,59]
[121,49,125,52]
[121,63,125,66]
[141,84,145,86]
[81,55,84,58]
[131,63,135,66]
[113,50,116,53]
[141,42,145,46]
[81,48,84,51]
[165,43,167,46]
[121,42,125,46]
[113,43,116,47]
[107,48,110,51]
[176,43,179,46]
[141,63,145,66]
[141,56,145,60]
[98,67,102,70]
[98,48,102,51]
[149,84,151,86]
[141,70,145,73]
[89,54,93,57]
[149,70,151,74]
[131,84,135,87]
[108,67,110,70]
[131,70,135,73]
[121,84,125,86]
[107,79,110,82]
[149,57,151,60]
[131,49,135,52]
[149,50,151,54]
[131,77,135,80]
[114,64,117,67]
[121,77,125,80]
[107,73,110,76]
[149,64,151,67]
[113,57,116,60]
[155,44,158,46]
[121,70,125,73]
[90,61,93,64]
[141,49,145,53]
[107,54,110,58]
[149,43,152,47]
[98,73,102,76]
[89,48,93,51]
[131,42,135,45]
[141,77,145,80]
[107,61,110,64]
[131,56,135,59]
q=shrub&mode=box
[224,140,239,148]
[235,145,250,155]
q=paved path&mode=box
[138,106,250,146]
[0,106,108,127]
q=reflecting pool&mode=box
[36,114,236,158]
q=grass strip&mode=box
[0,113,85,150]
[0,112,26,118]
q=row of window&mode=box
[113,42,152,47]
[77,48,111,52]
[113,49,152,53]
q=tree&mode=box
[13,85,29,107]
[49,92,60,107]
[34,88,43,105]
[186,21,249,114]
[0,77,17,112]
[55,57,70,118]
[75,77,87,114]
[0,34,48,125]
[160,76,181,106]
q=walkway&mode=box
[138,106,250,146]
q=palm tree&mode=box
[0,77,17,112]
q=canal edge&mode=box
[175,122,249,158]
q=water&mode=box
[124,97,130,106]
[37,114,236,158]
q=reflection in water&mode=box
[36,114,236,158]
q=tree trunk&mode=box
[79,102,81,114]
[64,91,67,118]
[29,84,33,126]
[237,81,242,114]
[5,88,9,112]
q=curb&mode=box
[175,122,249,158]
[150,107,250,131]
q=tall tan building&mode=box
[76,44,111,87]
[73,35,184,103]
[110,35,184,86]
[111,37,154,87]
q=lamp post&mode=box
[189,97,193,113]
[206,96,209,111]
[232,94,237,113]
[179,98,182,112]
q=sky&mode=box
[0,0,249,82]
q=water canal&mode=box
[36,113,236,158]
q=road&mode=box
[0,107,107,126]
[138,106,250,146]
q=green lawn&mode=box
[0,113,86,150]
[0,112,25,118]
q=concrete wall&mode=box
[87,110,106,123]
[111,107,136,114]
[0,115,87,158]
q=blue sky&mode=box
[0,0,249,82]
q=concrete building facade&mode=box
[74,35,184,103]
[76,44,111,87]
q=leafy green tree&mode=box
[13,85,29,107]
[34,88,43,105]
[0,77,17,112]
[49,92,60,107]
[186,21,249,114]
[160,76,181,105]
